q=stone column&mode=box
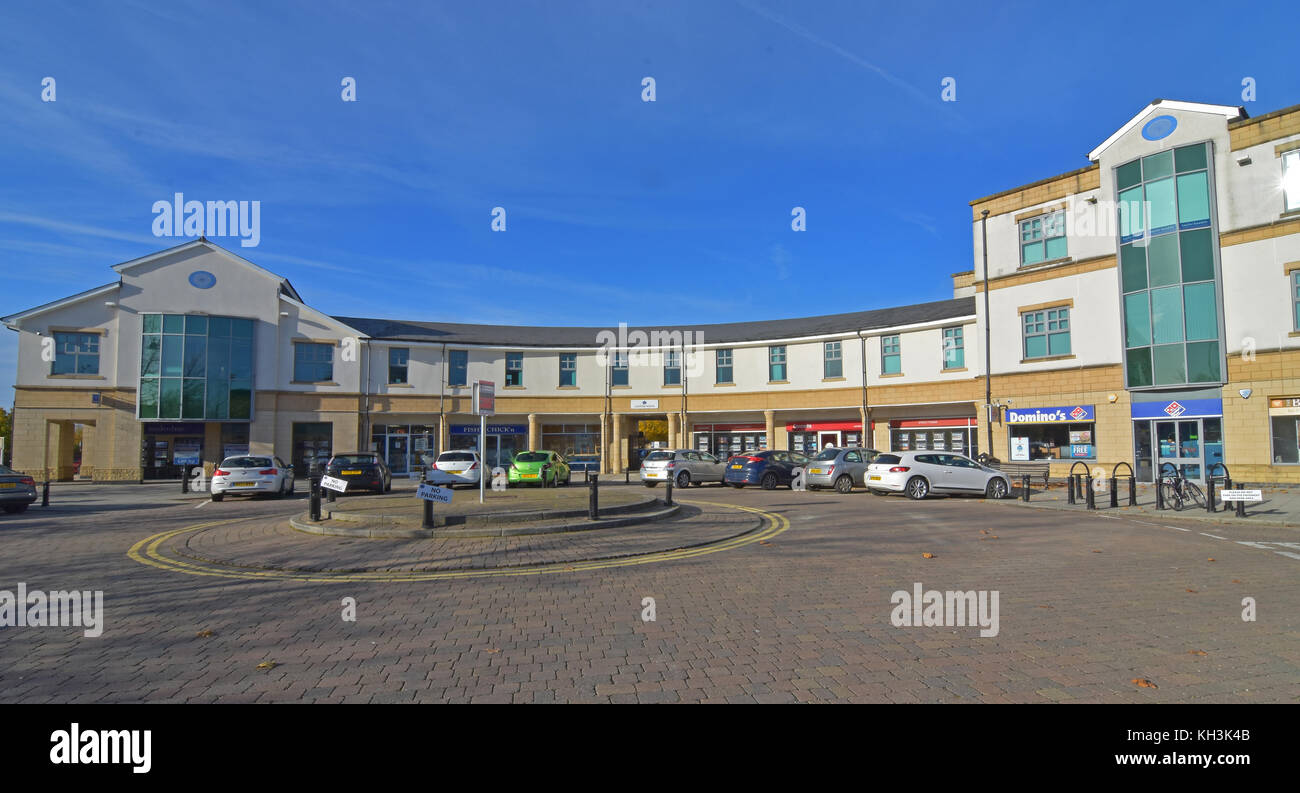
[437,413,450,457]
[528,413,539,451]
[667,412,680,450]
[681,415,693,452]
[763,410,776,451]
[612,413,624,472]
[859,406,869,449]
[600,412,610,473]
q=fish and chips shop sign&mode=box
[1005,405,1095,424]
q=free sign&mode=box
[417,483,453,503]
[320,475,348,493]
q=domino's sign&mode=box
[1005,405,1095,424]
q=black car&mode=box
[723,449,811,489]
[0,465,39,514]
[324,452,392,494]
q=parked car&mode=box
[640,449,726,488]
[724,450,811,489]
[507,450,571,486]
[806,447,882,493]
[425,450,481,487]
[0,465,38,514]
[865,451,1011,500]
[210,455,295,501]
[323,452,392,494]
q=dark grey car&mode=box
[805,446,881,493]
[0,465,39,514]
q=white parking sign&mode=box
[320,475,348,493]
[417,483,452,503]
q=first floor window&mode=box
[716,348,733,384]
[1022,307,1070,359]
[448,349,468,386]
[1020,211,1067,266]
[388,348,409,384]
[1271,415,1300,464]
[51,332,100,375]
[294,342,333,382]
[612,351,628,386]
[823,341,842,378]
[768,345,786,381]
[881,335,901,374]
[1284,149,1300,213]
[506,352,523,386]
[559,353,577,386]
[664,350,681,385]
[943,327,964,369]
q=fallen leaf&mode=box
[1207,558,1215,562]
[980,529,990,535]
[256,661,277,670]
[485,648,501,654]
[1188,650,1208,656]
[759,540,773,546]
[195,629,214,638]
[1037,605,1054,609]
[922,553,935,559]
[990,535,999,540]
[1131,678,1158,689]
[1185,588,1198,593]
[1091,549,1103,553]
[1232,579,1242,584]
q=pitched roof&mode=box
[334,297,976,348]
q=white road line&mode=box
[1275,551,1300,561]
[1200,532,1227,539]
[1163,526,1191,531]
[194,500,208,509]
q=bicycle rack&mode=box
[1155,462,1179,510]
[1068,461,1094,509]
[1206,462,1230,514]
[1110,461,1136,508]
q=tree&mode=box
[638,420,667,443]
[0,407,11,466]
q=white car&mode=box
[425,450,482,487]
[210,455,295,501]
[865,451,1010,500]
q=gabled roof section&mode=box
[280,293,368,339]
[2,282,120,328]
[334,297,977,348]
[1088,99,1246,162]
[111,238,302,301]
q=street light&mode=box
[981,209,993,459]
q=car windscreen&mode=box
[514,452,548,463]
[814,449,839,461]
[873,454,901,465]
[438,452,476,462]
[644,451,674,461]
[222,457,272,469]
[331,455,376,465]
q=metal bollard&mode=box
[589,474,599,520]
[624,468,630,484]
[181,472,189,494]
[42,481,50,507]
[1085,476,1095,510]
[1128,477,1137,507]
[1021,474,1030,502]
[1109,477,1118,509]
[422,498,434,529]
[1155,481,1165,510]
[1205,477,1216,513]
[1066,475,1076,504]
[1234,497,1246,518]
[664,476,674,507]
[309,480,321,521]
[327,485,336,502]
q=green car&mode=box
[507,450,571,486]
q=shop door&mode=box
[387,435,409,475]
[1133,421,1154,483]
[1155,419,1204,482]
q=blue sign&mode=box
[188,270,217,289]
[1130,398,1222,419]
[1141,115,1178,141]
[450,424,527,435]
[1005,405,1095,424]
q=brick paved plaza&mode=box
[1,483,1297,703]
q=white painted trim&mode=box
[1088,100,1245,162]
[113,239,301,300]
[279,294,368,339]
[1,282,120,327]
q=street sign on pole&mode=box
[416,483,453,503]
[320,475,348,493]
[474,380,494,504]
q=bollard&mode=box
[42,480,50,507]
[309,480,321,522]
[664,475,674,507]
[1155,480,1165,511]
[1066,475,1076,505]
[1206,476,1216,513]
[1128,477,1137,507]
[624,468,630,484]
[583,469,590,484]
[327,485,336,502]
[1085,476,1095,510]
[1109,477,1118,509]
[1021,474,1030,502]
[589,474,599,520]
[181,472,189,494]
[1234,497,1246,518]
[422,498,434,529]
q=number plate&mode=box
[730,464,743,469]
[342,469,362,475]
[523,473,537,479]
[234,481,257,487]
[810,468,823,475]
[0,483,15,489]
[869,475,881,481]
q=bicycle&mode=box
[1158,468,1205,511]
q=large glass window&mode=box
[505,352,523,387]
[140,314,253,420]
[559,353,577,387]
[1284,150,1300,213]
[1007,423,1096,460]
[823,341,842,378]
[448,349,468,386]
[294,342,333,383]
[881,335,900,374]
[388,347,409,384]
[1020,211,1067,266]
[663,350,681,385]
[768,345,787,381]
[716,348,733,384]
[1119,142,1222,388]
[611,351,628,386]
[942,327,964,369]
[1022,308,1070,359]
[51,332,100,375]
[1272,415,1300,464]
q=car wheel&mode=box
[985,478,1008,499]
[835,475,854,494]
[676,471,691,489]
[3,504,27,514]
[211,493,224,502]
[562,473,571,487]
[760,472,778,490]
[643,481,658,488]
[905,477,929,500]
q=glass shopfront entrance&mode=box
[371,424,438,476]
[450,424,527,469]
[1131,397,1224,483]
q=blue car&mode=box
[724,450,811,490]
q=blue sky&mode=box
[2,0,1298,408]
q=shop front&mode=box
[371,423,439,476]
[785,421,869,455]
[1005,405,1096,463]
[1269,397,1300,465]
[140,421,207,479]
[691,423,767,457]
[1131,397,1223,483]
[450,423,527,469]
[889,417,978,457]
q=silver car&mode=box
[865,451,1011,500]
[640,449,726,488]
[805,446,881,493]
[426,450,481,488]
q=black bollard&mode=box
[1234,496,1246,518]
[1085,476,1095,510]
[1109,477,1118,509]
[1155,480,1165,510]
[181,472,189,493]
[589,474,599,520]
[1206,476,1216,513]
[309,481,321,521]
[1066,474,1076,504]
[624,468,630,484]
[664,475,673,507]
[1021,474,1030,502]
[422,498,434,529]
[327,484,336,502]
[42,480,50,507]
[1128,476,1137,507]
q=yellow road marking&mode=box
[127,499,788,582]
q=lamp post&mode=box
[981,209,994,458]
